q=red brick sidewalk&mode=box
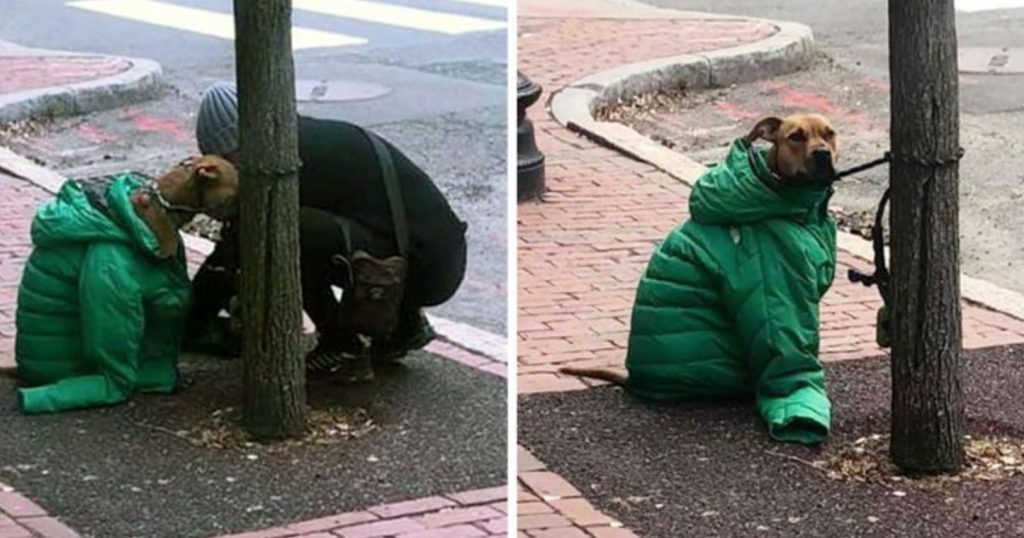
[0,57,131,95]
[516,4,1024,538]
[517,447,636,538]
[214,487,507,538]
[516,14,1024,395]
[0,481,79,538]
[0,478,505,538]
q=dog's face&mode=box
[747,114,839,183]
[158,154,240,220]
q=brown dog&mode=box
[560,113,839,385]
[0,155,238,378]
[132,154,239,257]
[746,113,840,182]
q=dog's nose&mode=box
[812,148,832,162]
[810,148,836,181]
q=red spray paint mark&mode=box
[714,101,761,121]
[863,78,890,93]
[760,81,839,115]
[77,123,118,144]
[759,81,870,129]
[130,113,191,143]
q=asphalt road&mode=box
[634,0,1024,294]
[0,0,508,334]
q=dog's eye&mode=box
[787,130,807,143]
[823,130,835,140]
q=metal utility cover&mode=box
[959,48,1024,74]
[295,80,391,102]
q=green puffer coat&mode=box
[625,138,837,444]
[15,174,191,414]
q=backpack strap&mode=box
[363,130,409,258]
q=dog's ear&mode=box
[193,159,220,184]
[745,117,783,144]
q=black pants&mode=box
[185,206,467,353]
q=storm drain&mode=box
[959,47,1024,74]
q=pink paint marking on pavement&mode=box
[76,122,119,144]
[713,101,761,121]
[130,112,192,143]
[759,80,871,128]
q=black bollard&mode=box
[517,72,545,202]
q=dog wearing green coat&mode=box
[11,156,239,414]
[562,114,840,445]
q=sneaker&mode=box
[332,352,374,383]
[372,310,437,364]
[306,336,374,383]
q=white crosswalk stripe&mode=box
[956,0,1024,11]
[68,0,366,49]
[67,0,506,51]
[442,0,507,8]
[293,0,505,34]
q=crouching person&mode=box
[14,156,238,414]
[185,82,468,381]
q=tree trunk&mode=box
[233,0,307,439]
[888,0,964,474]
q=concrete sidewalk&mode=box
[516,0,1024,536]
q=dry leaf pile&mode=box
[812,434,1024,490]
[0,118,48,144]
[147,406,377,452]
[594,92,683,124]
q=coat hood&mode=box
[30,174,167,258]
[689,138,833,226]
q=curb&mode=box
[0,145,510,365]
[549,15,813,124]
[546,12,1024,323]
[0,45,162,124]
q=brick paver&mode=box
[518,17,777,94]
[516,11,1024,395]
[0,57,131,95]
[214,487,508,538]
[0,479,507,538]
[0,483,79,538]
[516,446,636,538]
[516,4,1024,538]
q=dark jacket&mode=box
[295,115,467,262]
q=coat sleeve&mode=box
[725,231,831,444]
[18,244,144,414]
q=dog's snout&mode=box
[812,148,833,168]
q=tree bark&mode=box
[888,0,964,474]
[233,0,307,439]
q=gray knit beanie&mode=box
[196,81,239,156]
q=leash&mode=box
[840,147,965,348]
